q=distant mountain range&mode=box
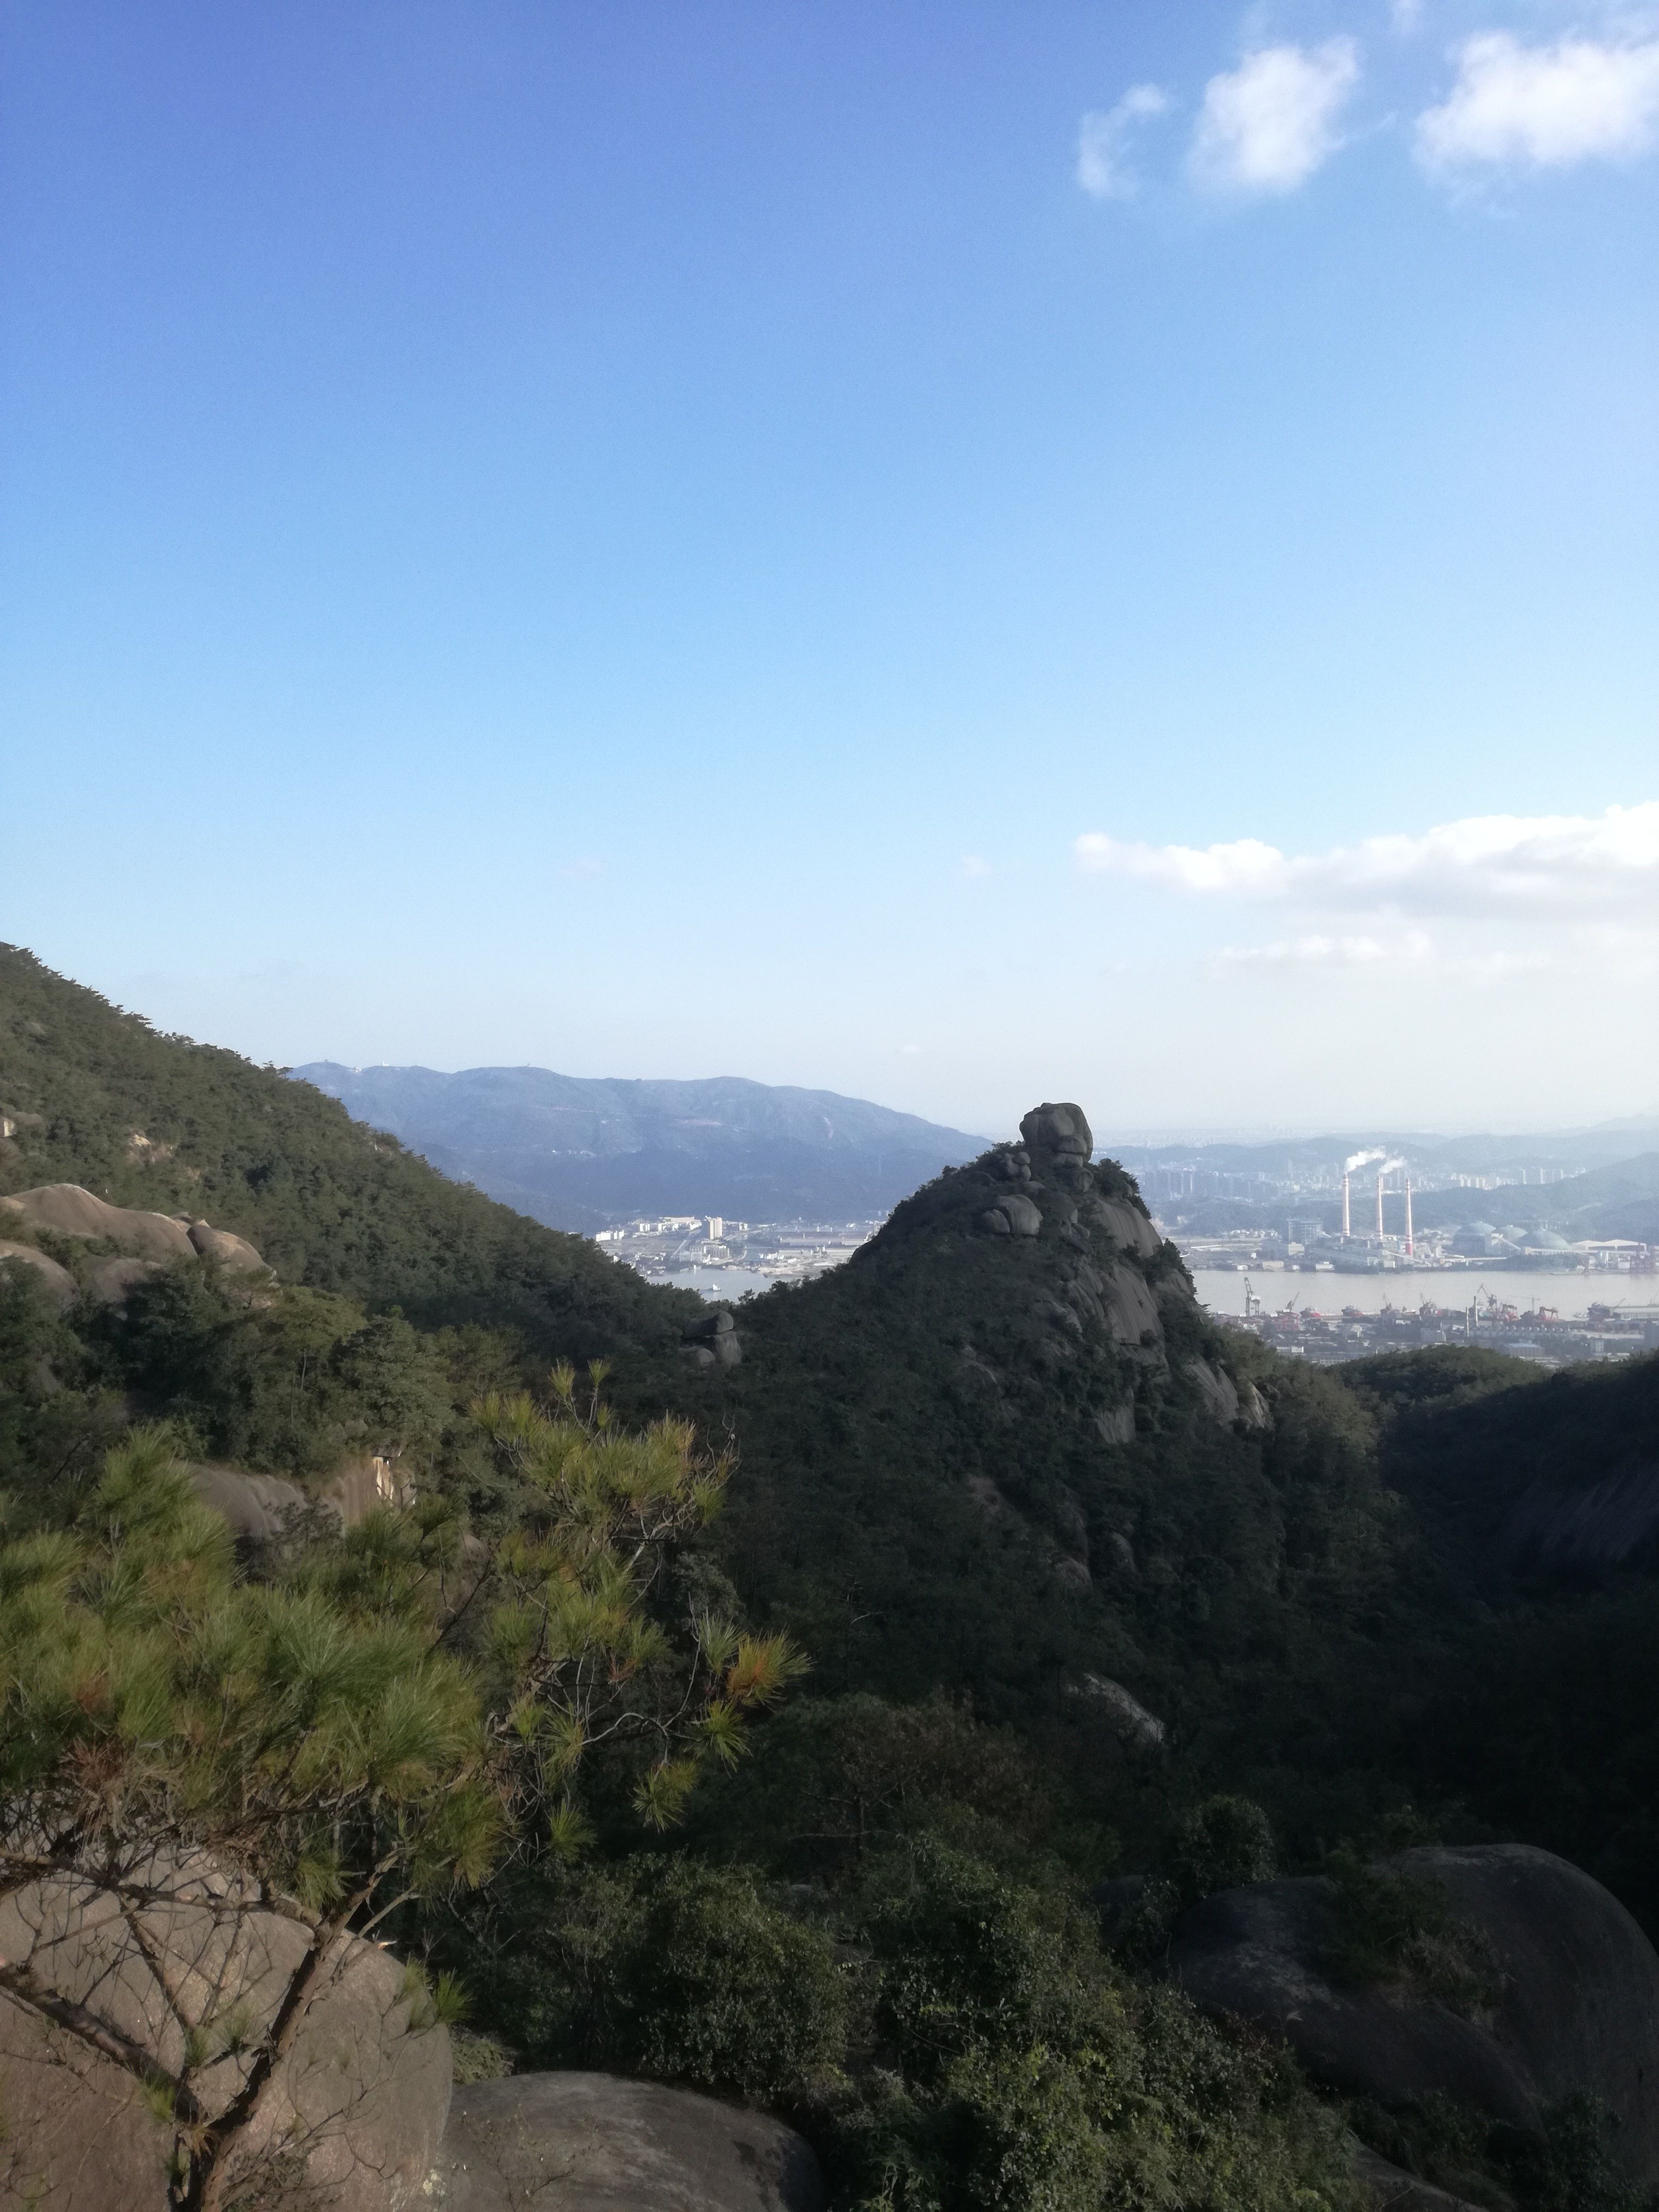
[289,1063,989,1231]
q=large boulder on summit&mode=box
[1165,1844,1659,2184]
[1020,1101,1093,1163]
[0,1183,195,1263]
[0,1849,451,2212]
[427,2071,827,2212]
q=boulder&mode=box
[188,1463,315,1544]
[684,1306,736,1339]
[85,1255,162,1306]
[1019,1103,1093,1163]
[982,1193,1042,1238]
[188,1459,410,1541]
[426,2071,827,2211]
[0,1850,451,2212]
[1164,1845,1659,2184]
[187,1220,269,1275]
[0,1184,195,1263]
[1066,1672,1167,1751]
[0,1241,76,1310]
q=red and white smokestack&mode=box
[1342,1174,1351,1238]
[1376,1172,1386,1243]
[1404,1176,1414,1257]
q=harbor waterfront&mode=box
[1194,1268,1659,1367]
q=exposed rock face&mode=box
[188,1463,314,1544]
[328,1453,416,1519]
[1165,1844,1659,2185]
[1094,1197,1162,1260]
[188,1219,270,1275]
[1350,2140,1486,2210]
[0,1850,451,2212]
[1102,1261,1162,1348]
[1502,1463,1659,1572]
[1188,1359,1241,1423]
[0,1240,76,1310]
[1094,1399,1136,1446]
[1066,1672,1167,1750]
[188,1456,413,1543]
[426,2071,827,2211]
[0,1183,195,1262]
[85,1254,162,1306]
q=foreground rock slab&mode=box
[426,2072,827,2212]
[0,1851,450,2212]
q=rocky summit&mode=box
[668,1102,1297,1733]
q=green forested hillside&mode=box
[0,945,696,1356]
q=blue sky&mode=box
[4,1,1656,1136]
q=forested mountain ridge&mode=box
[293,1059,987,1229]
[0,945,697,1356]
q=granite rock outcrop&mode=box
[425,2071,826,2212]
[1165,1843,1659,2187]
[0,1848,451,2212]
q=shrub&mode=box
[484,1856,848,2105]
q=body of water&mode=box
[1192,1268,1595,1319]
[649,1264,775,1300]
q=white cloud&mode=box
[1188,40,1360,193]
[1392,0,1425,32]
[1075,803,1659,919]
[1077,85,1170,200]
[1218,932,1433,966]
[959,854,993,879]
[1417,33,1659,171]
